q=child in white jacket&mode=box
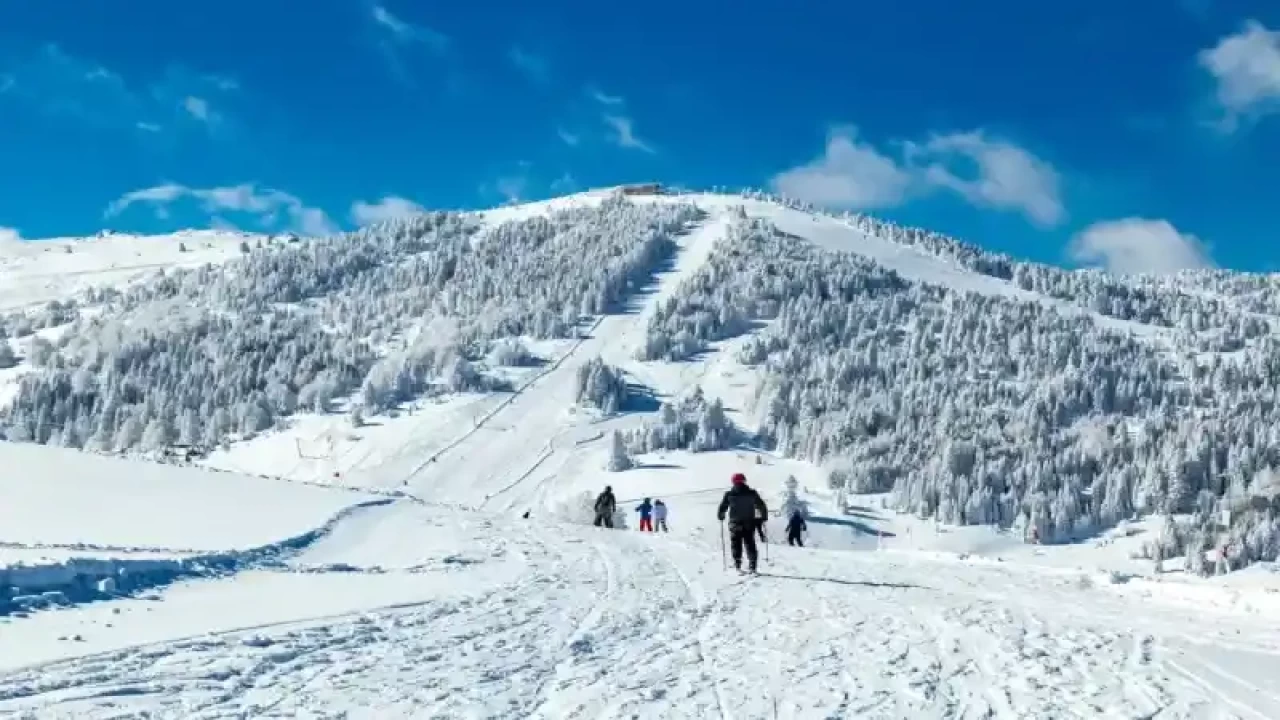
[653,499,669,532]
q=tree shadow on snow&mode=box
[614,254,680,316]
[808,515,896,538]
[634,462,684,471]
[756,573,928,591]
[620,383,661,413]
[659,320,773,366]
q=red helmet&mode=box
[731,472,747,485]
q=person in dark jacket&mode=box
[717,472,768,573]
[786,510,807,547]
[635,498,654,532]
[593,486,617,528]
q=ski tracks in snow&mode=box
[4,512,1280,718]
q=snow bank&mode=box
[1,498,395,616]
[0,441,377,552]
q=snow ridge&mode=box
[1,499,394,617]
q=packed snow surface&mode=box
[3,190,1280,718]
[0,441,374,552]
[3,492,1280,718]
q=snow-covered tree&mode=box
[624,388,738,454]
[487,338,539,367]
[779,475,807,520]
[606,430,633,472]
[574,358,628,413]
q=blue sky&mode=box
[1,1,1279,272]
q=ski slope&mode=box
[0,229,256,312]
[4,488,1280,718]
[3,192,1280,718]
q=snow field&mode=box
[0,440,383,615]
[0,441,376,552]
[5,498,1280,718]
[0,229,256,312]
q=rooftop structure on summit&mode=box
[617,182,664,196]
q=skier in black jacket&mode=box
[786,510,807,546]
[717,473,768,573]
[593,486,617,528]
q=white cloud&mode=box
[350,196,426,225]
[0,227,23,244]
[106,182,338,236]
[1200,20,1280,130]
[557,127,580,146]
[3,44,139,128]
[550,173,578,194]
[770,126,913,210]
[372,5,448,52]
[772,126,1065,226]
[3,44,236,137]
[496,174,528,204]
[1069,218,1213,275]
[509,47,549,85]
[206,74,239,92]
[183,96,212,123]
[107,183,188,214]
[370,5,449,85]
[603,115,654,153]
[908,131,1065,227]
[589,87,624,105]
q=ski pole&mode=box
[720,520,727,570]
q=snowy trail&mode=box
[6,499,1280,719]
[403,214,732,514]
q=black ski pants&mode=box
[787,528,804,547]
[593,511,614,528]
[729,523,759,570]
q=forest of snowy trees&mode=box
[642,214,1280,572]
[741,188,1279,353]
[621,387,736,455]
[5,185,1280,573]
[0,196,702,453]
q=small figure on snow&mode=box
[593,486,617,528]
[717,473,768,574]
[653,499,669,532]
[636,498,654,532]
[786,510,807,547]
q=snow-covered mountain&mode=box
[3,187,1280,718]
[4,187,1278,569]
